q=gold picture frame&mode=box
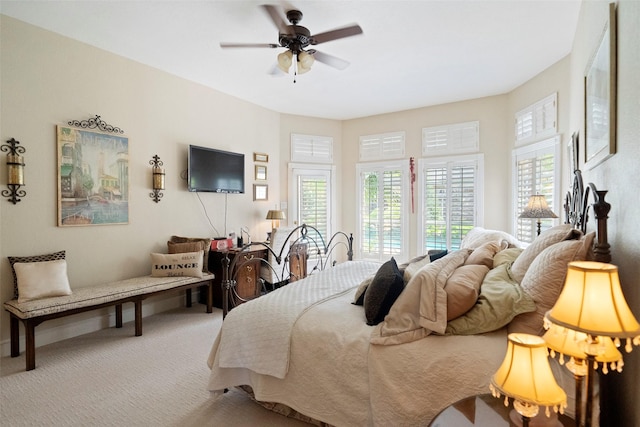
[253,152,269,162]
[255,164,267,180]
[584,2,616,170]
[57,125,129,226]
[253,184,268,201]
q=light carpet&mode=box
[0,306,310,426]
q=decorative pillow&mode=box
[508,233,595,335]
[460,227,522,250]
[364,258,405,326]
[352,275,373,306]
[510,224,582,283]
[444,264,489,320]
[429,249,448,262]
[464,240,508,268]
[169,236,212,273]
[168,240,209,273]
[398,254,431,283]
[493,247,523,268]
[151,251,204,278]
[14,259,72,303]
[445,263,536,335]
[8,250,66,299]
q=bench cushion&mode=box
[4,274,213,320]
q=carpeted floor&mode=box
[0,306,310,426]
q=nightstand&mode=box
[429,394,575,427]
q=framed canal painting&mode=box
[57,123,129,226]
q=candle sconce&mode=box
[149,155,165,203]
[2,138,26,204]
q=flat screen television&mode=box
[188,145,245,193]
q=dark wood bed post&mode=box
[589,183,611,263]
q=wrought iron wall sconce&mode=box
[2,138,26,204]
[150,155,165,203]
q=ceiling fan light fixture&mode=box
[298,50,315,69]
[277,50,293,72]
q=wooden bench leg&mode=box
[206,281,213,314]
[186,289,192,307]
[10,314,20,357]
[134,299,143,336]
[115,304,123,328]
[24,319,36,371]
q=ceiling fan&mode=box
[220,4,363,82]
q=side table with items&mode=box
[429,394,575,427]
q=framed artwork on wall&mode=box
[255,164,267,180]
[56,124,129,226]
[253,152,269,162]
[253,184,268,201]
[584,2,616,170]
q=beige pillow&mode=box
[510,225,582,283]
[444,264,489,320]
[8,250,66,300]
[353,275,373,305]
[460,227,522,250]
[14,259,72,303]
[399,254,431,283]
[508,233,595,335]
[493,247,523,268]
[151,251,204,278]
[465,240,508,268]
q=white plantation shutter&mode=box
[298,174,328,238]
[515,93,557,145]
[512,136,560,242]
[291,134,333,163]
[359,132,405,161]
[357,161,408,261]
[420,155,482,252]
[422,121,479,156]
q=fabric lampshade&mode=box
[266,209,286,229]
[491,333,567,418]
[546,261,640,352]
[519,195,558,219]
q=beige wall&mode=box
[0,16,282,349]
[570,1,640,426]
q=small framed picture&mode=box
[254,152,269,162]
[255,165,267,180]
[253,184,268,201]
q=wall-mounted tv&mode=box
[188,145,245,193]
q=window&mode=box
[356,161,408,261]
[288,164,334,239]
[359,131,405,161]
[418,155,484,252]
[512,136,561,242]
[291,134,333,164]
[422,121,479,156]
[515,93,557,145]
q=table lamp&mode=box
[266,209,286,229]
[545,261,640,427]
[519,194,558,236]
[491,333,567,427]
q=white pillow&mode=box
[14,259,72,303]
[151,251,204,278]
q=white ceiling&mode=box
[1,0,581,120]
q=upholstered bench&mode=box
[4,273,214,371]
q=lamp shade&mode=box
[546,262,640,347]
[491,333,567,416]
[519,195,558,219]
[265,210,286,221]
[277,50,293,73]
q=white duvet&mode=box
[207,260,509,426]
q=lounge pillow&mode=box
[510,224,582,283]
[151,251,204,278]
[169,236,212,273]
[398,254,431,283]
[8,250,66,300]
[352,275,373,306]
[465,240,508,268]
[14,259,72,303]
[493,247,523,268]
[445,263,536,335]
[168,240,209,273]
[364,257,405,326]
[444,264,489,320]
[508,232,595,335]
[460,227,522,250]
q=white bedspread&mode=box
[216,260,380,379]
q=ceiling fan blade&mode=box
[310,24,363,45]
[220,42,280,49]
[311,50,350,70]
[261,4,291,35]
